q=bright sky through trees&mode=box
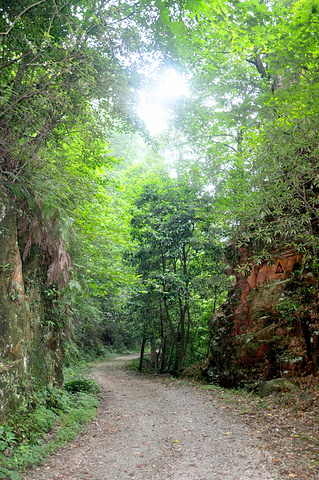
[138,68,189,135]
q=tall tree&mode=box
[129,171,228,371]
[166,0,319,261]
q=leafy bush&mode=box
[64,378,100,394]
[0,466,20,480]
[0,374,99,477]
[0,426,16,452]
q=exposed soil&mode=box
[24,354,301,480]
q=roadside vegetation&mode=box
[0,363,100,480]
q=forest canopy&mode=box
[0,0,318,371]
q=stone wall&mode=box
[205,246,319,387]
[0,189,63,422]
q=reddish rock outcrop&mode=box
[206,247,319,387]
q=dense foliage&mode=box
[126,171,228,371]
[1,0,319,375]
[2,5,319,479]
[170,0,319,262]
[0,0,200,358]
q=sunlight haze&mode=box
[138,69,189,135]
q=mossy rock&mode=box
[258,377,299,397]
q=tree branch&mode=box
[47,0,70,37]
[0,80,54,119]
[0,0,46,36]
[0,52,31,69]
[210,139,237,152]
[246,55,267,79]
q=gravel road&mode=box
[25,354,280,480]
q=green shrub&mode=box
[0,426,16,452]
[64,378,100,394]
[0,466,20,480]
[0,372,100,477]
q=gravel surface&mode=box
[25,354,280,480]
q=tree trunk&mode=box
[151,316,157,374]
[139,337,147,372]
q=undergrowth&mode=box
[128,356,154,374]
[0,364,100,480]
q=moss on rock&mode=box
[0,189,63,421]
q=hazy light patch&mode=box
[138,101,168,136]
[138,68,190,135]
[158,69,189,99]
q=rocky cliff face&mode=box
[0,189,63,422]
[205,246,319,387]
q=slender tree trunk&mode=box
[159,301,167,372]
[139,336,147,372]
[161,246,180,366]
[303,183,317,256]
[167,340,175,371]
[178,244,191,371]
[207,285,218,357]
[151,316,157,374]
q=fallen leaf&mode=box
[225,432,231,435]
[119,447,124,450]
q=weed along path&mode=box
[25,354,280,480]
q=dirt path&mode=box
[25,354,280,480]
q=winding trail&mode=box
[25,354,280,480]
